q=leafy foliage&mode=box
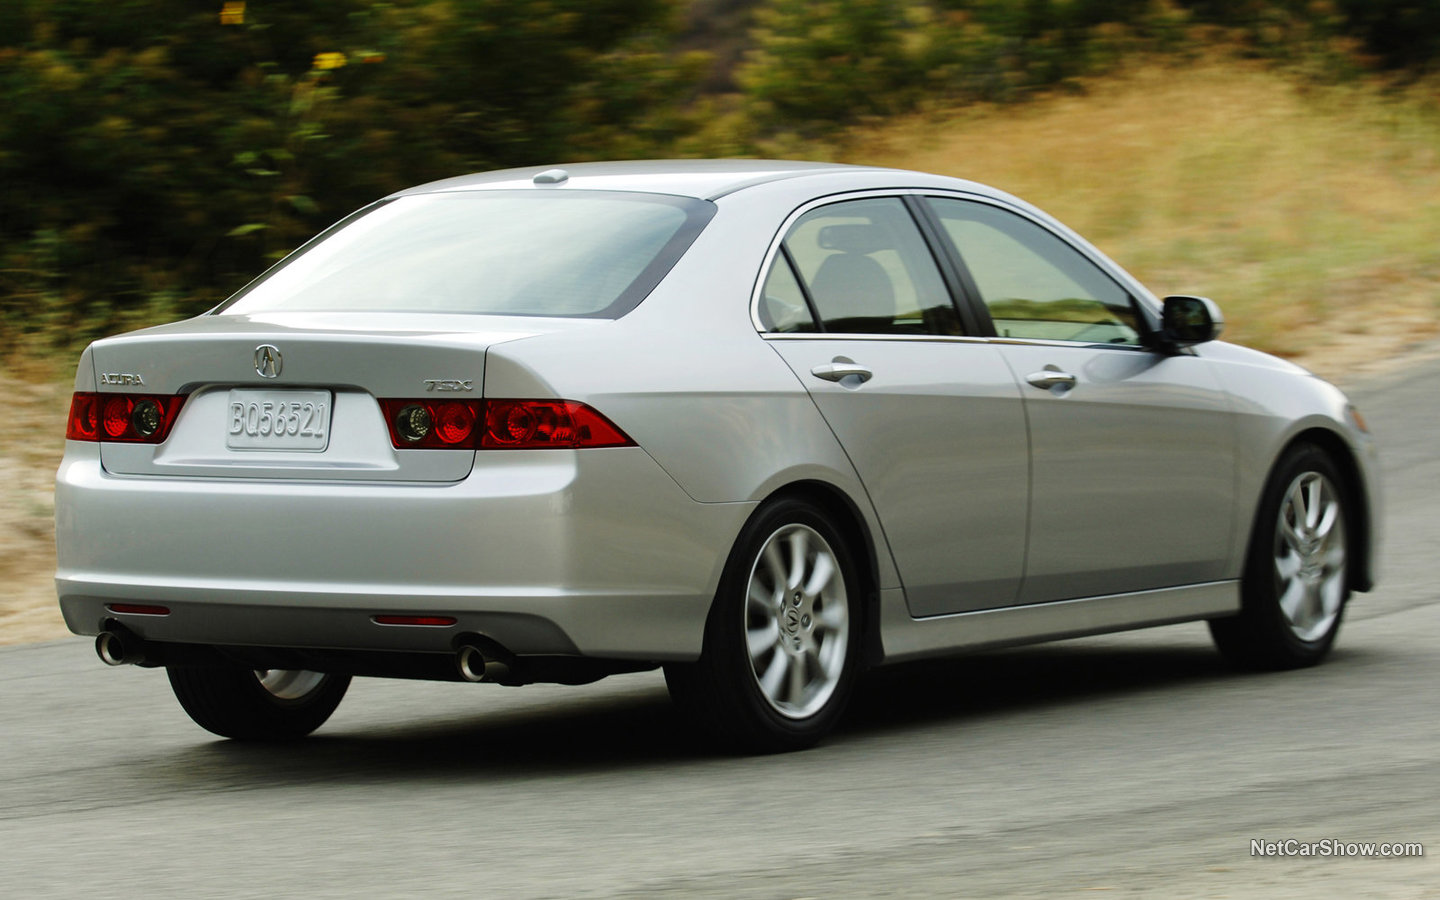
[0,0,704,345]
[1,0,1437,351]
[739,0,939,127]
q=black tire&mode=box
[1210,443,1350,670]
[166,666,351,740]
[665,497,862,753]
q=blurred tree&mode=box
[738,0,941,131]
[0,0,704,343]
[1335,0,1440,69]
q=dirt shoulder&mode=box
[1,371,70,645]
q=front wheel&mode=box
[1210,444,1350,669]
[666,498,862,753]
[167,666,351,740]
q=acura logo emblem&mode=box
[254,344,282,378]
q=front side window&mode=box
[766,197,962,336]
[220,190,714,319]
[928,198,1141,346]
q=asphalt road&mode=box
[3,358,1437,899]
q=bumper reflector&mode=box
[105,603,171,616]
[372,615,458,627]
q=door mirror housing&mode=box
[1159,295,1224,349]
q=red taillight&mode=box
[379,399,481,449]
[378,399,632,450]
[67,392,185,444]
[481,400,632,449]
[66,393,99,441]
[434,402,477,445]
[102,395,132,438]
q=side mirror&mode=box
[1159,295,1224,349]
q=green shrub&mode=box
[0,0,703,347]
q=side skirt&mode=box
[878,581,1240,664]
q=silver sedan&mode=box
[55,160,1379,752]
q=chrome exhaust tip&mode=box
[456,644,487,682]
[456,643,510,683]
[96,628,146,666]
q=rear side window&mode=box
[764,197,963,336]
[220,191,714,319]
[756,253,820,333]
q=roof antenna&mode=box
[533,168,569,186]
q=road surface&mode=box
[2,358,1436,898]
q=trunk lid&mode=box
[90,311,591,482]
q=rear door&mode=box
[760,196,1031,617]
[922,196,1236,603]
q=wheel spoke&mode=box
[815,599,846,634]
[1275,550,1302,580]
[747,620,779,659]
[785,528,810,591]
[758,651,788,700]
[804,551,836,598]
[1279,515,1304,552]
[762,541,787,594]
[1284,484,1308,539]
[748,579,773,613]
[1303,476,1323,531]
[1320,576,1344,617]
[1314,498,1339,540]
[1290,486,1313,535]
[787,650,808,705]
[816,633,844,677]
[1277,577,1308,625]
[1303,584,1325,630]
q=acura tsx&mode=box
[56,160,1378,752]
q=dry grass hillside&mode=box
[848,59,1440,367]
[4,59,1439,645]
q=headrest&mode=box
[817,224,887,255]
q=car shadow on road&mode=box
[842,640,1233,737]
[163,634,1322,785]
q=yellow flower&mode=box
[313,52,348,71]
[219,2,245,26]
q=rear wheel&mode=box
[1210,444,1350,669]
[166,666,350,740]
[666,498,861,753]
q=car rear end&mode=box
[54,185,742,682]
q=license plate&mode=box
[226,390,332,451]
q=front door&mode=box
[759,196,1031,616]
[925,196,1236,603]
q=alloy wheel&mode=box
[255,669,329,701]
[1273,471,1347,643]
[744,524,850,719]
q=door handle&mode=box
[1025,369,1078,391]
[811,362,873,384]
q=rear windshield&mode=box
[218,190,715,318]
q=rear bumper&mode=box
[56,443,752,662]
